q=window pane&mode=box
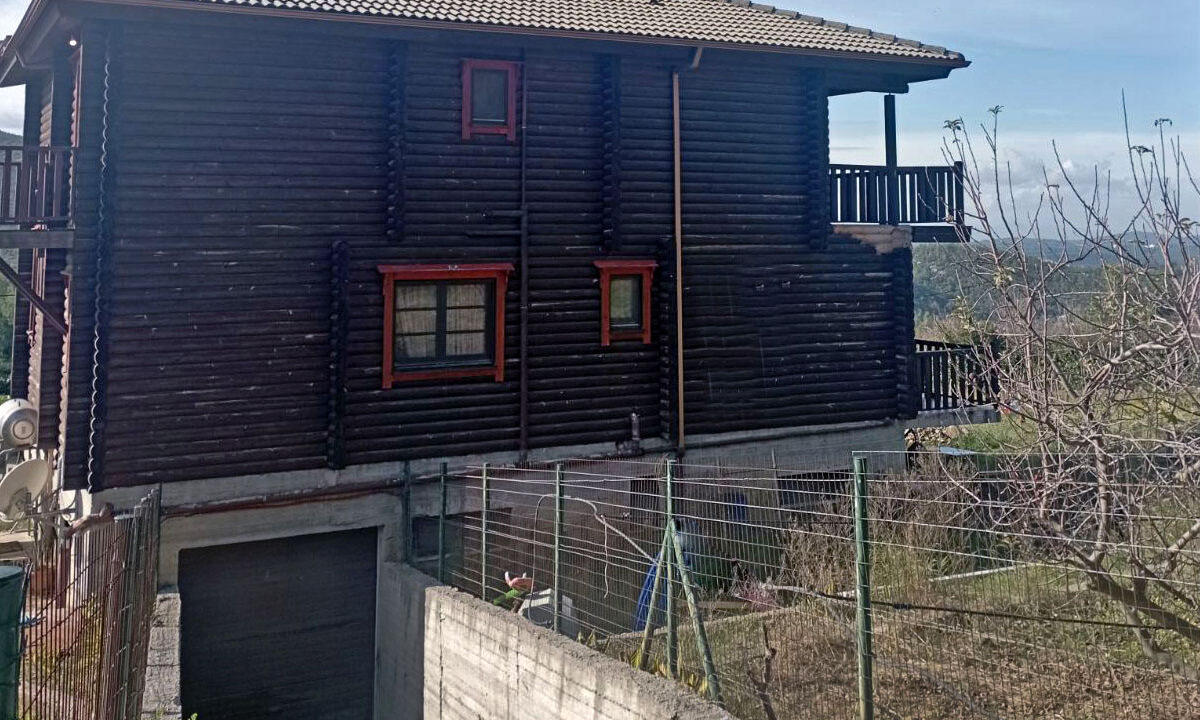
[447,281,488,308]
[447,308,486,332]
[471,68,508,124]
[395,332,436,361]
[395,282,436,310]
[610,275,642,328]
[395,308,436,335]
[446,331,486,357]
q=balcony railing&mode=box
[830,162,966,229]
[914,338,998,413]
[0,146,74,227]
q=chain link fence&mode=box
[14,488,161,720]
[430,452,1199,719]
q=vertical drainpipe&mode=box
[672,48,702,453]
[518,53,530,462]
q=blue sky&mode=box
[799,1,1200,164]
[0,0,1195,216]
[804,1,1200,222]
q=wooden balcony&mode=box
[911,339,1000,427]
[0,146,75,249]
[829,162,969,243]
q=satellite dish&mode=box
[0,459,51,522]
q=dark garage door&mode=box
[179,528,378,720]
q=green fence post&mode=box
[636,531,672,671]
[665,459,678,679]
[853,454,875,720]
[553,463,564,634]
[669,519,724,706]
[480,462,490,599]
[438,462,448,583]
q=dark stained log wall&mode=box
[54,15,910,489]
[678,55,899,433]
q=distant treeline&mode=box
[913,242,1111,329]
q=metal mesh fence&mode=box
[15,489,161,720]
[431,452,1200,719]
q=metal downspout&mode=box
[672,48,701,453]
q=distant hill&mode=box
[0,131,19,146]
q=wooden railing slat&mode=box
[0,146,74,227]
[915,340,998,413]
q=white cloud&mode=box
[832,124,1200,227]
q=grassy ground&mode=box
[602,563,1200,719]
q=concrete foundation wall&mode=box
[683,420,905,472]
[377,563,442,719]
[424,586,733,720]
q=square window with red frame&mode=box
[462,59,519,142]
[379,264,513,387]
[594,260,656,346]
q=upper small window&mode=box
[462,59,519,142]
[594,260,656,346]
[379,264,513,387]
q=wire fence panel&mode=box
[433,453,1199,720]
[858,451,1200,720]
[17,489,161,720]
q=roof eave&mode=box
[69,0,969,70]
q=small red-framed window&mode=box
[461,59,519,142]
[379,263,513,388]
[594,259,656,346]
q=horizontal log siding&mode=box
[54,16,906,488]
[679,58,899,433]
[60,26,105,491]
[523,51,661,446]
[343,42,663,463]
[67,23,390,487]
[342,39,522,463]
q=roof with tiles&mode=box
[169,0,967,63]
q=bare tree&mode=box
[935,99,1200,679]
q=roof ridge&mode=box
[723,0,963,60]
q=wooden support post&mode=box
[0,256,66,335]
[884,94,899,226]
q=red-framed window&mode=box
[594,259,656,346]
[461,59,519,142]
[379,264,513,387]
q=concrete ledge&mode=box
[425,585,734,720]
[832,223,913,254]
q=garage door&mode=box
[179,528,378,719]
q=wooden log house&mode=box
[0,0,980,716]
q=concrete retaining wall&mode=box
[423,585,733,720]
[377,563,442,718]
